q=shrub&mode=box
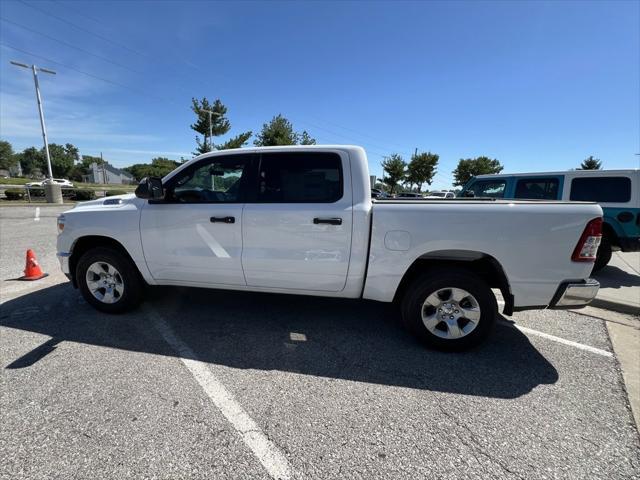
[105,190,127,197]
[73,189,96,201]
[28,187,44,197]
[4,189,26,200]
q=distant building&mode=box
[83,162,135,185]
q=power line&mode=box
[16,0,148,58]
[1,43,170,103]
[296,118,455,183]
[0,17,143,75]
[49,0,102,25]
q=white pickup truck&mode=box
[56,146,602,350]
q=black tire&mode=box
[593,235,612,272]
[401,267,497,351]
[76,246,144,313]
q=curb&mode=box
[591,298,639,316]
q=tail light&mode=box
[572,218,602,262]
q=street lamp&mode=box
[10,61,56,181]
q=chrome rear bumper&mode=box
[550,279,600,309]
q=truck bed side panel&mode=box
[364,201,602,307]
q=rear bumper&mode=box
[548,278,600,309]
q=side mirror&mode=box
[135,177,164,200]
[462,190,475,198]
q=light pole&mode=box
[201,109,222,151]
[10,61,56,180]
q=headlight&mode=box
[57,214,65,233]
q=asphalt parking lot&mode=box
[1,206,639,479]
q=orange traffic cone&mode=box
[20,249,48,281]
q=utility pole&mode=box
[10,61,56,180]
[201,109,221,151]
[100,152,107,184]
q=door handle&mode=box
[210,216,235,224]
[313,217,342,225]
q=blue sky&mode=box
[0,0,638,189]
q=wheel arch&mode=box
[69,235,144,288]
[392,250,514,315]
[602,221,620,248]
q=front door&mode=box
[242,151,353,292]
[140,154,254,286]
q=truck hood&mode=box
[67,193,138,212]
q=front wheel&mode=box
[401,268,497,351]
[76,246,144,313]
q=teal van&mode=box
[459,169,640,271]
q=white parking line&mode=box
[34,207,40,222]
[150,311,294,480]
[502,321,613,358]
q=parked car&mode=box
[459,169,639,270]
[426,191,455,199]
[371,188,390,199]
[26,178,74,188]
[396,192,424,199]
[57,146,602,351]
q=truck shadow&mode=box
[593,265,640,289]
[1,282,558,399]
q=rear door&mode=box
[241,150,353,292]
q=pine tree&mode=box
[579,156,602,170]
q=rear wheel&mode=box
[401,268,497,351]
[593,235,612,272]
[76,247,144,313]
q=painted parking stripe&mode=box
[150,311,294,480]
[501,321,613,358]
[34,207,40,222]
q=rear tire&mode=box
[76,247,144,313]
[593,235,612,272]
[401,267,497,351]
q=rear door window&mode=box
[514,177,560,200]
[570,177,631,203]
[256,152,343,203]
[468,180,506,198]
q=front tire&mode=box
[401,268,497,351]
[76,247,144,313]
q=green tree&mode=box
[191,97,230,154]
[16,147,44,176]
[452,156,503,186]
[123,157,180,181]
[254,114,297,146]
[218,132,253,150]
[46,143,79,177]
[299,130,316,145]
[190,97,252,154]
[253,114,316,146]
[579,156,602,170]
[381,154,407,194]
[407,151,439,192]
[0,140,16,170]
